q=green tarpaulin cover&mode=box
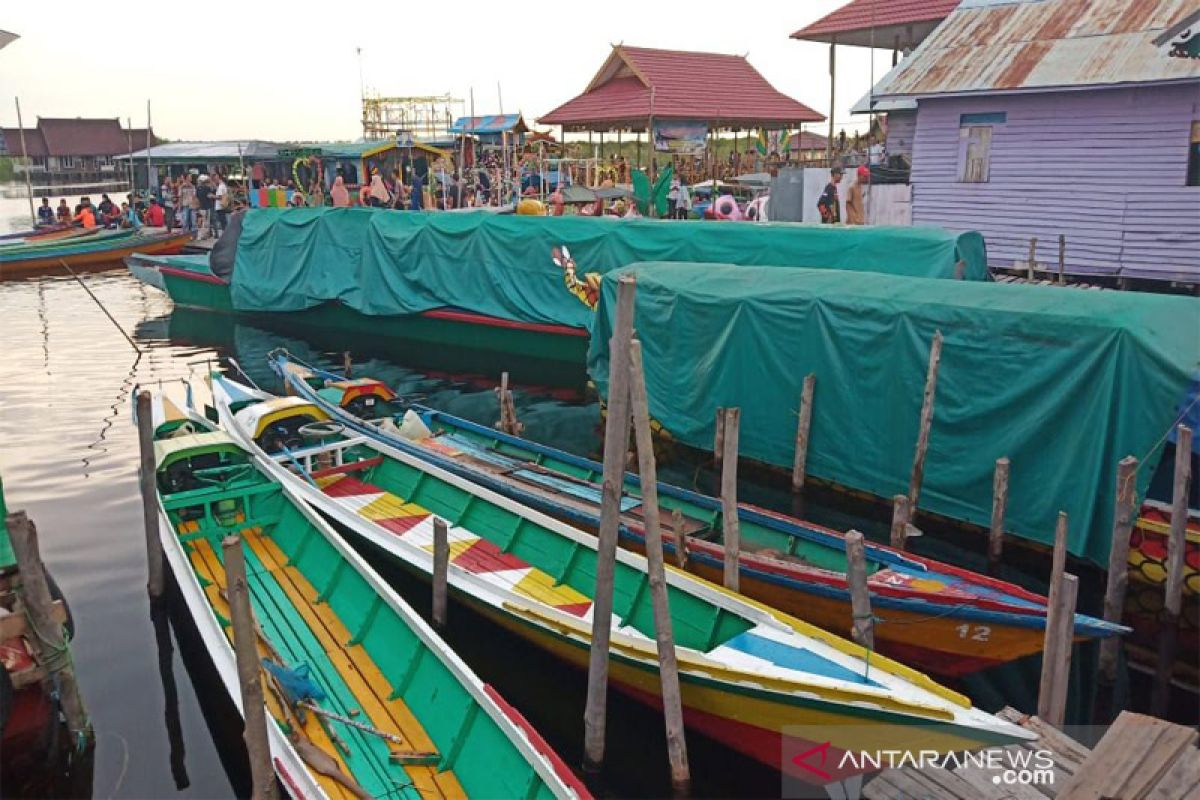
[230,209,989,327]
[588,262,1200,565]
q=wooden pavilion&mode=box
[538,44,823,182]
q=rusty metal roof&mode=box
[871,0,1200,98]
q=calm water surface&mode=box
[0,199,1145,799]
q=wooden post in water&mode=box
[791,374,815,493]
[628,338,690,796]
[889,495,909,551]
[713,407,726,470]
[1026,237,1038,280]
[137,390,165,599]
[1057,235,1066,285]
[496,372,511,433]
[845,530,874,649]
[1038,572,1078,728]
[720,408,741,593]
[1153,425,1192,716]
[221,535,280,800]
[988,457,1010,573]
[1037,512,1071,726]
[670,508,687,569]
[1099,455,1138,682]
[342,351,352,378]
[908,330,943,511]
[7,510,92,742]
[583,275,637,779]
[432,517,449,629]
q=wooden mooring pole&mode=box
[889,495,910,551]
[1037,512,1074,727]
[712,407,725,470]
[1099,455,1138,682]
[907,330,943,511]
[720,407,741,593]
[583,274,636,779]
[629,338,691,796]
[7,510,92,742]
[137,390,165,599]
[432,517,449,629]
[988,457,1010,573]
[222,535,280,800]
[670,508,687,569]
[342,351,352,378]
[1153,425,1192,717]
[845,530,874,649]
[791,374,815,493]
[1057,234,1066,285]
[1026,237,1038,280]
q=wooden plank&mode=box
[1146,749,1200,800]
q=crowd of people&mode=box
[35,192,164,231]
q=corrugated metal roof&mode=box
[871,0,1200,98]
[450,114,528,135]
[115,141,280,161]
[791,0,961,47]
[539,45,823,128]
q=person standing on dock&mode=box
[196,175,214,238]
[817,166,843,224]
[330,175,350,207]
[846,165,868,225]
[213,174,229,237]
[160,175,176,230]
[178,175,196,235]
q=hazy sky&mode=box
[1,1,891,142]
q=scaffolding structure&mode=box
[361,94,465,142]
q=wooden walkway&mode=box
[864,707,1199,800]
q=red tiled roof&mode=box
[789,131,829,151]
[539,45,824,128]
[791,0,960,44]
[35,118,161,156]
[1,128,48,157]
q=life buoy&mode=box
[713,195,742,220]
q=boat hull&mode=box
[155,266,589,364]
[1,232,192,277]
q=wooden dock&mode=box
[864,707,1199,800]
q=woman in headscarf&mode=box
[308,179,325,208]
[330,176,351,207]
[367,171,390,208]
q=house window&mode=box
[59,155,75,169]
[98,155,113,166]
[958,112,1006,183]
[1188,121,1200,186]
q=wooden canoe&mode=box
[0,230,192,277]
[271,353,1128,678]
[145,391,588,800]
[210,373,1034,783]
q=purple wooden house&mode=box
[866,0,1200,285]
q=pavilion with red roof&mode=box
[539,45,822,177]
[790,0,958,159]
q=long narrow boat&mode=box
[1,229,192,277]
[143,391,588,800]
[271,353,1128,678]
[0,227,100,248]
[0,223,71,241]
[207,373,1034,782]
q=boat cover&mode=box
[229,208,989,328]
[588,262,1200,564]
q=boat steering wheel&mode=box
[298,421,345,440]
[191,462,254,489]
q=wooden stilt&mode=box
[137,390,165,599]
[342,351,352,378]
[889,494,910,551]
[1099,455,1138,682]
[432,517,449,629]
[496,372,511,433]
[845,530,874,649]
[1038,572,1078,728]
[628,339,691,796]
[221,535,280,800]
[791,374,815,493]
[988,457,1010,573]
[670,508,687,569]
[713,407,725,470]
[720,408,741,593]
[1037,512,1071,726]
[6,511,92,742]
[1057,234,1066,285]
[583,275,637,779]
[1153,425,1192,716]
[1026,237,1038,280]
[907,330,943,511]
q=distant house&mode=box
[865,0,1200,284]
[0,117,159,188]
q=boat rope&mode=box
[1128,390,1200,493]
[298,701,408,745]
[57,258,142,354]
[872,601,974,625]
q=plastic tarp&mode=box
[588,262,1200,564]
[230,208,990,327]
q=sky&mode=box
[0,1,892,143]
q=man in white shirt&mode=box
[213,175,229,238]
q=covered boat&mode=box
[270,352,1128,678]
[207,373,1034,783]
[143,391,588,800]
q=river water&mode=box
[4,196,1178,799]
